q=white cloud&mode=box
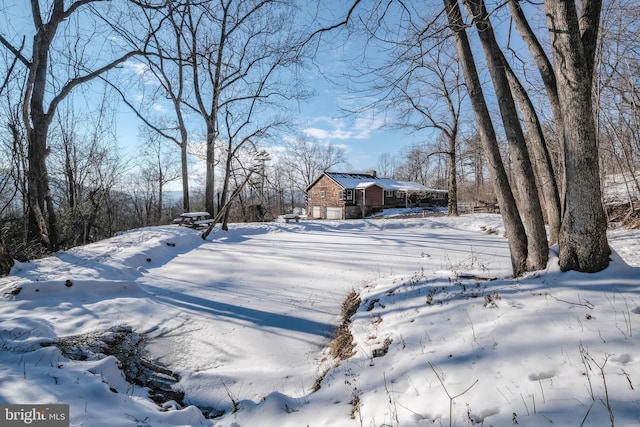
[302,114,385,141]
[123,60,159,86]
[124,61,149,76]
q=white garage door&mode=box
[312,206,321,218]
[326,207,342,220]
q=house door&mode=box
[326,207,342,220]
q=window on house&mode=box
[320,190,326,198]
[346,189,354,201]
[385,190,393,198]
[338,191,344,200]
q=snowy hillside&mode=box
[0,214,639,426]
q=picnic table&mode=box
[173,212,214,228]
[283,214,300,223]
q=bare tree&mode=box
[393,43,465,216]
[397,144,432,184]
[376,153,400,178]
[281,135,347,191]
[544,0,610,272]
[0,143,16,277]
[0,61,19,275]
[201,150,269,239]
[442,0,530,275]
[0,101,32,260]
[501,0,610,271]
[138,126,181,225]
[48,96,128,247]
[103,1,194,213]
[0,0,143,252]
[176,0,309,219]
[462,0,548,270]
[316,1,465,215]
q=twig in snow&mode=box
[429,361,478,427]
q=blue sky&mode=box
[3,1,442,179]
[106,0,435,177]
[291,1,422,172]
[293,80,426,173]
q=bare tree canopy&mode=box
[0,0,144,251]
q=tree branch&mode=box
[300,0,362,46]
[0,37,26,94]
[45,51,144,120]
[0,34,30,67]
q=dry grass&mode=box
[330,290,361,360]
[312,290,362,392]
[607,203,640,228]
[341,289,361,319]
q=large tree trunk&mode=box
[463,0,548,271]
[502,53,562,246]
[23,6,61,251]
[26,114,59,251]
[508,0,566,200]
[545,0,610,272]
[443,0,529,276]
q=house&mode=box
[305,171,448,219]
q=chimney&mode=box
[367,170,377,178]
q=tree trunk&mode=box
[157,168,164,225]
[508,0,566,199]
[13,0,136,252]
[463,0,548,271]
[502,53,562,245]
[447,134,459,216]
[24,9,61,251]
[205,122,217,216]
[219,141,235,231]
[26,124,58,251]
[545,0,610,272]
[443,0,529,276]
[180,137,190,213]
[201,171,254,239]
[0,234,14,276]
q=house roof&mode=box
[322,172,377,189]
[310,172,446,194]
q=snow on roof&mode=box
[398,181,448,193]
[355,181,379,189]
[324,172,445,193]
[324,172,377,189]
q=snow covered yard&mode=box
[0,214,639,426]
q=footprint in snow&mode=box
[612,354,632,365]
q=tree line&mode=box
[1,0,639,277]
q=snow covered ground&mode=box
[0,213,639,426]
